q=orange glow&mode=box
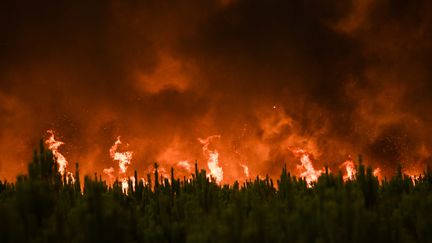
[103,167,115,182]
[177,160,192,173]
[404,166,423,181]
[373,167,381,179]
[135,52,193,94]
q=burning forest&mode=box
[1,0,432,242]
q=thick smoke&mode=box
[0,0,431,181]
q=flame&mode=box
[121,178,129,193]
[373,167,381,178]
[109,136,133,193]
[198,135,223,184]
[66,172,75,183]
[43,130,403,188]
[293,148,323,186]
[240,163,250,178]
[109,136,133,174]
[341,159,356,181]
[129,176,136,191]
[45,130,68,176]
[404,167,422,178]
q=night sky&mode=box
[1,0,431,182]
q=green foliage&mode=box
[0,145,431,243]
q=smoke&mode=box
[0,0,431,181]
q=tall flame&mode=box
[373,167,381,179]
[109,136,133,174]
[240,163,250,178]
[341,159,357,181]
[293,148,323,186]
[45,130,68,175]
[198,135,223,184]
[122,178,129,193]
[109,136,133,193]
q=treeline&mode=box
[0,142,431,243]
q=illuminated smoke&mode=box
[177,160,192,173]
[103,167,115,182]
[45,130,68,175]
[198,135,223,184]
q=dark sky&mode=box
[0,0,431,181]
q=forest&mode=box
[0,141,431,243]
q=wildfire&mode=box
[293,148,323,186]
[45,130,68,175]
[45,130,76,183]
[109,136,133,174]
[129,176,136,191]
[341,159,357,181]
[240,163,250,178]
[44,131,396,188]
[373,167,381,178]
[108,136,133,193]
[198,135,223,184]
[122,178,129,193]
